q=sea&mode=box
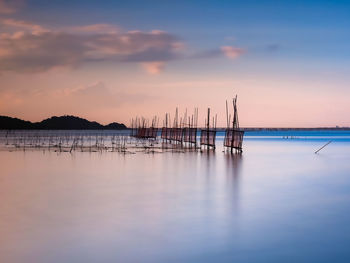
[1,130,350,263]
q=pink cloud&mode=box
[1,18,47,34]
[141,61,165,74]
[221,46,245,59]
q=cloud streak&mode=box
[1,18,47,34]
[0,21,182,73]
[0,18,245,74]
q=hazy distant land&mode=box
[0,115,127,130]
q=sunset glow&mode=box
[0,0,349,127]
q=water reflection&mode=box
[1,140,350,263]
[224,153,243,215]
[200,149,216,179]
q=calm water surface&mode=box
[1,132,350,263]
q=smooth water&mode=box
[1,131,350,263]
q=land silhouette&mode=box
[0,115,127,130]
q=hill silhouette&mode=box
[0,115,127,130]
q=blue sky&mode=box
[21,0,349,70]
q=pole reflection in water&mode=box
[224,153,243,216]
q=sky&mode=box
[0,0,349,127]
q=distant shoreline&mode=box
[1,115,349,131]
[0,115,127,130]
